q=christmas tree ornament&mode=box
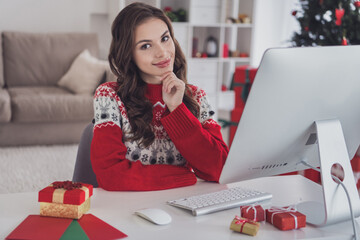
[319,0,324,5]
[292,10,297,16]
[205,36,218,57]
[354,1,360,8]
[323,10,332,22]
[335,5,345,26]
[342,36,348,45]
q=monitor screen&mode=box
[219,46,360,185]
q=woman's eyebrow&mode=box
[135,30,169,46]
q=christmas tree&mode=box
[291,0,360,46]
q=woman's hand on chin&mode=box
[160,72,185,112]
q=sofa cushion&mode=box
[57,49,108,95]
[0,34,4,87]
[3,32,99,87]
[0,88,11,122]
[8,87,93,123]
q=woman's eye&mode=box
[140,44,151,50]
[162,36,170,42]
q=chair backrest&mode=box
[72,123,98,187]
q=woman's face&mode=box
[133,18,175,84]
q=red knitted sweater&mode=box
[90,82,229,191]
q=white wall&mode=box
[0,0,111,59]
[251,0,300,67]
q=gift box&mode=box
[230,216,260,236]
[266,206,306,231]
[240,205,265,222]
[38,181,93,219]
[232,65,258,109]
[229,107,244,147]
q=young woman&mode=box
[90,2,229,191]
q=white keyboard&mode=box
[167,186,272,216]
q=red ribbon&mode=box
[234,216,257,233]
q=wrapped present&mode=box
[230,216,260,236]
[266,206,306,231]
[240,205,265,222]
[231,65,258,109]
[38,180,93,219]
[229,108,244,147]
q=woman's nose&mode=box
[155,44,166,58]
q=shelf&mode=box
[188,57,250,63]
[172,22,253,28]
[108,0,256,114]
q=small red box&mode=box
[233,65,258,109]
[240,205,265,222]
[229,107,244,147]
[266,206,306,231]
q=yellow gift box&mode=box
[230,216,260,236]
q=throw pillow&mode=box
[58,49,108,94]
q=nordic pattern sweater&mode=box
[90,82,229,191]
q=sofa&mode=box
[0,31,111,146]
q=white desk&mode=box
[0,175,359,240]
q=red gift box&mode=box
[232,65,258,109]
[38,181,94,219]
[229,107,244,147]
[266,206,306,231]
[38,181,93,205]
[240,205,265,222]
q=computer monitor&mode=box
[219,45,360,226]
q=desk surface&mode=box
[0,175,359,240]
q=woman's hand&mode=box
[161,72,185,112]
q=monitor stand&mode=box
[297,119,360,226]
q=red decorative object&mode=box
[304,26,309,32]
[229,108,243,147]
[239,52,249,58]
[221,84,228,91]
[342,36,348,45]
[233,65,258,109]
[164,6,172,12]
[354,1,360,8]
[335,7,345,26]
[52,180,82,190]
[240,205,265,222]
[292,10,297,16]
[266,206,306,231]
[319,0,324,5]
[39,181,93,205]
[223,44,229,58]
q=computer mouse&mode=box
[134,208,172,225]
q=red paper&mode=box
[78,214,127,239]
[6,215,72,240]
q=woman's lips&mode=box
[153,58,171,68]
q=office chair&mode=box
[72,123,99,187]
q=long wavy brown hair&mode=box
[108,2,199,147]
